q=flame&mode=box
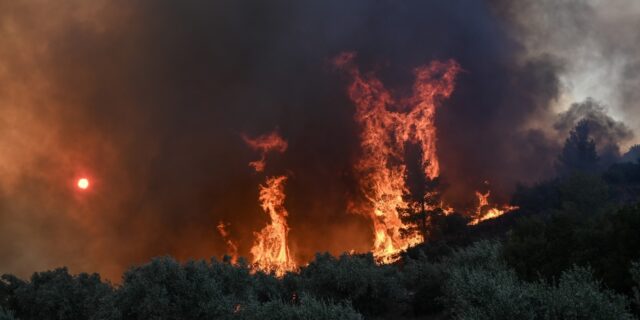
[243,131,288,172]
[250,175,296,276]
[336,52,460,263]
[240,131,296,275]
[469,190,518,225]
[216,221,239,264]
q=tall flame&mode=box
[250,175,296,276]
[335,52,460,263]
[244,131,296,276]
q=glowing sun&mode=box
[77,178,90,190]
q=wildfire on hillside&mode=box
[222,55,518,272]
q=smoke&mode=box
[494,0,640,150]
[554,98,633,165]
[0,0,637,279]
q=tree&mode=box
[557,120,600,175]
[296,252,407,317]
[0,268,111,320]
[399,142,446,242]
[622,145,640,163]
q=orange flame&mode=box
[336,52,460,263]
[243,131,288,172]
[216,221,238,264]
[469,190,518,225]
[250,175,296,276]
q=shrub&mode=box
[238,295,362,320]
[0,268,111,320]
[0,308,15,320]
[631,261,640,309]
[402,254,446,315]
[101,257,234,319]
[442,241,635,320]
[541,266,634,320]
[297,252,407,317]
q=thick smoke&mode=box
[495,0,640,150]
[0,0,636,279]
[554,98,634,165]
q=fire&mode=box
[244,131,296,276]
[469,191,518,225]
[250,175,296,276]
[216,221,238,264]
[336,52,460,263]
[242,131,288,172]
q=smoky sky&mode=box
[0,0,636,279]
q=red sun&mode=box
[77,178,90,190]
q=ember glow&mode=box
[336,52,461,263]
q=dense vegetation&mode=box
[2,124,640,319]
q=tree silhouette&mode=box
[557,120,600,175]
[399,143,445,242]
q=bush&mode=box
[442,241,543,319]
[0,308,15,320]
[631,261,640,309]
[442,241,635,320]
[100,257,239,319]
[542,266,634,319]
[297,252,407,317]
[402,253,446,315]
[504,205,640,293]
[239,295,362,320]
[0,268,111,320]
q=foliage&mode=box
[557,120,600,175]
[622,145,640,163]
[513,173,611,217]
[239,295,362,320]
[504,204,640,293]
[631,261,640,309]
[442,241,635,320]
[402,252,446,315]
[0,308,15,320]
[0,268,111,320]
[296,252,407,317]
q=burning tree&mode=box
[399,143,446,242]
[335,52,460,263]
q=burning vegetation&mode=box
[225,54,520,273]
[244,132,296,276]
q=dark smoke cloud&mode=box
[494,0,640,149]
[1,0,632,279]
[554,98,634,165]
